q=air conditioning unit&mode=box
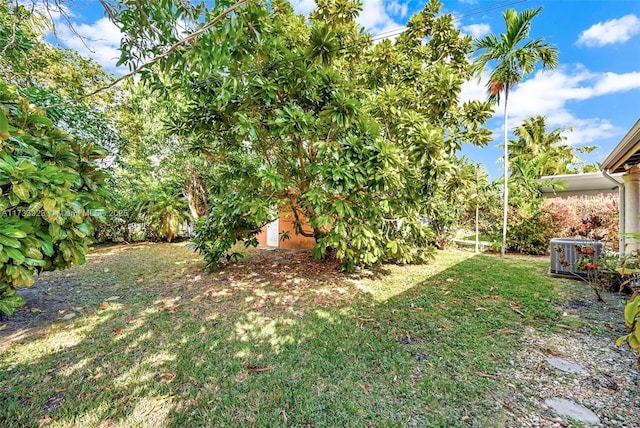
[550,238,604,278]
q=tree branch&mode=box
[82,0,250,99]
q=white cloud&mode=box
[460,69,489,103]
[507,67,640,123]
[54,17,123,72]
[358,0,403,34]
[461,65,640,145]
[577,14,640,47]
[387,1,408,19]
[562,118,617,146]
[462,23,490,39]
[289,0,316,16]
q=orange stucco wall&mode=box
[256,211,316,249]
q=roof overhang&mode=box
[539,172,622,198]
[601,118,640,173]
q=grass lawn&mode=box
[0,243,607,426]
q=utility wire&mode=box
[86,0,528,97]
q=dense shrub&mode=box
[543,194,619,250]
[503,194,618,256]
[0,80,108,316]
[506,205,562,255]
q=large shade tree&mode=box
[472,7,557,257]
[104,0,493,271]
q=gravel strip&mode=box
[498,286,640,427]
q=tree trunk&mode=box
[475,205,480,253]
[501,86,510,258]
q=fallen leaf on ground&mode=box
[546,348,561,356]
[90,373,104,381]
[247,366,271,372]
[357,382,368,394]
[105,296,120,301]
[112,328,123,335]
[30,308,43,313]
[557,324,573,330]
[498,329,518,334]
[136,278,144,283]
[0,324,6,331]
[98,302,110,309]
[366,343,374,352]
[474,371,498,379]
[446,278,454,283]
[158,372,175,383]
[476,307,489,311]
[509,302,524,316]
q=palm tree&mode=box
[472,8,558,257]
[511,116,577,176]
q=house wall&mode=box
[256,211,317,249]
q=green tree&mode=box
[106,0,492,271]
[0,80,109,316]
[472,7,558,257]
[510,115,576,176]
[129,185,191,242]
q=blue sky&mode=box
[51,0,640,179]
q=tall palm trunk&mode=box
[501,85,509,257]
[475,205,480,253]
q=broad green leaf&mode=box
[12,182,30,201]
[2,295,26,308]
[42,197,56,212]
[27,115,53,126]
[40,238,54,257]
[625,296,640,329]
[0,300,15,316]
[0,235,21,248]
[1,228,27,239]
[0,109,8,134]
[616,335,629,347]
[5,247,25,263]
[49,223,62,239]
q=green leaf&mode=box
[0,109,8,134]
[40,238,54,256]
[5,247,26,263]
[42,197,56,212]
[625,296,640,329]
[616,335,629,347]
[12,182,31,201]
[0,300,15,316]
[3,295,26,308]
[0,234,20,248]
[2,228,27,239]
[49,223,62,239]
[27,115,53,126]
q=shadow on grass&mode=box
[0,244,561,427]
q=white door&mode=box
[266,219,279,247]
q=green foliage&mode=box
[542,195,619,251]
[0,80,108,316]
[506,205,561,255]
[0,0,47,68]
[472,7,558,256]
[617,293,640,368]
[129,185,191,242]
[114,0,490,271]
